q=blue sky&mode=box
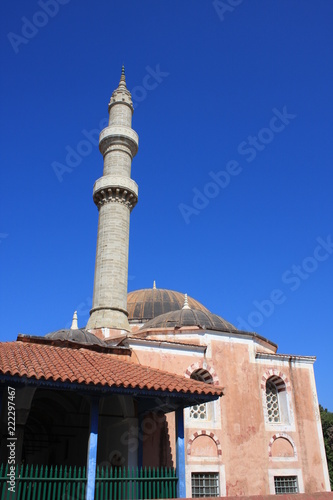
[1,1,332,409]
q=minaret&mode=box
[86,67,138,333]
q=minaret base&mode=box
[86,307,130,333]
[88,329,130,342]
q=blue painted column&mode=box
[86,397,99,500]
[176,407,186,498]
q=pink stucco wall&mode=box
[130,327,330,496]
[166,493,333,500]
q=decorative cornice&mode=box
[108,97,133,113]
[93,186,138,211]
[256,352,316,364]
[89,305,129,317]
[123,337,206,354]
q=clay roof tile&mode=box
[0,341,223,398]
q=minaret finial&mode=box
[182,294,190,310]
[71,311,78,330]
[119,65,126,87]
[153,280,156,289]
[108,66,133,113]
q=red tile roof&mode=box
[0,341,223,397]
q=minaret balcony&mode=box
[93,175,138,211]
[99,125,139,158]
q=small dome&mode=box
[45,329,106,346]
[141,308,236,332]
[127,288,210,323]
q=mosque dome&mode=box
[140,307,237,332]
[127,287,210,323]
[45,328,107,346]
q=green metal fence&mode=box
[0,464,86,500]
[0,463,178,499]
[95,466,177,500]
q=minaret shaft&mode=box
[109,103,132,127]
[86,69,138,333]
[103,149,132,177]
[90,202,130,329]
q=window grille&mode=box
[191,472,219,498]
[189,369,213,420]
[266,380,280,422]
[274,475,299,494]
[189,403,207,420]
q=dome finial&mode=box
[71,311,78,330]
[153,280,156,289]
[182,293,190,310]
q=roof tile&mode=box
[0,341,223,398]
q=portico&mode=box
[0,334,223,499]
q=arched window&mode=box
[191,368,214,384]
[190,369,213,420]
[266,379,280,422]
[266,376,289,424]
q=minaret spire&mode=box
[119,65,126,86]
[86,69,139,334]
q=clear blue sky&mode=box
[1,1,332,409]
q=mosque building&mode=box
[0,68,330,499]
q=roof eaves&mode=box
[256,351,316,363]
[0,373,223,400]
[17,334,132,356]
[122,337,206,352]
[231,329,278,349]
